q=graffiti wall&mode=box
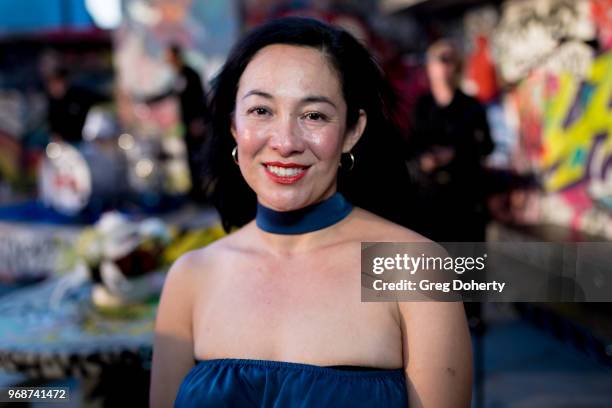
[492,0,596,83]
[513,51,612,237]
[458,0,612,237]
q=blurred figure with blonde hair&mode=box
[406,39,494,242]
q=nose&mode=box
[268,115,306,157]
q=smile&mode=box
[263,162,310,184]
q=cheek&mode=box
[233,118,268,155]
[302,125,344,160]
[429,63,446,77]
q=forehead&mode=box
[428,45,457,60]
[237,44,342,97]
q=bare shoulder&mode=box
[169,221,261,281]
[349,209,453,306]
[169,225,248,275]
[166,223,260,294]
[349,207,431,243]
[166,245,211,285]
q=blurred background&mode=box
[0,0,610,407]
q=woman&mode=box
[151,17,472,408]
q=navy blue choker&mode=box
[256,192,353,235]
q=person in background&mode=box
[406,39,494,242]
[164,44,208,202]
[45,66,106,145]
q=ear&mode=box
[342,109,367,153]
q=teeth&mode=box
[266,165,305,177]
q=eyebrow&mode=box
[242,89,337,109]
[302,95,337,109]
[242,90,273,100]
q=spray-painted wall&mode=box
[460,0,612,238]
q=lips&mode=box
[263,161,310,184]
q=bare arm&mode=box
[150,253,198,408]
[399,301,473,407]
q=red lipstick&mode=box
[262,162,310,184]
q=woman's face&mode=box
[232,44,365,211]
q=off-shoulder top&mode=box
[174,358,408,407]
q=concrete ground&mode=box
[473,304,612,408]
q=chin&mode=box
[257,190,312,212]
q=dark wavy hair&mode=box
[205,16,412,232]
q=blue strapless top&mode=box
[174,358,408,407]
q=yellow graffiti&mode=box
[541,52,612,192]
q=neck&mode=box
[431,82,455,106]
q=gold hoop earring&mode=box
[340,152,355,171]
[232,146,239,165]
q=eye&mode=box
[247,107,271,116]
[303,112,328,121]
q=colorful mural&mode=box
[492,0,596,83]
[449,0,612,237]
[540,53,612,194]
[488,0,612,237]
